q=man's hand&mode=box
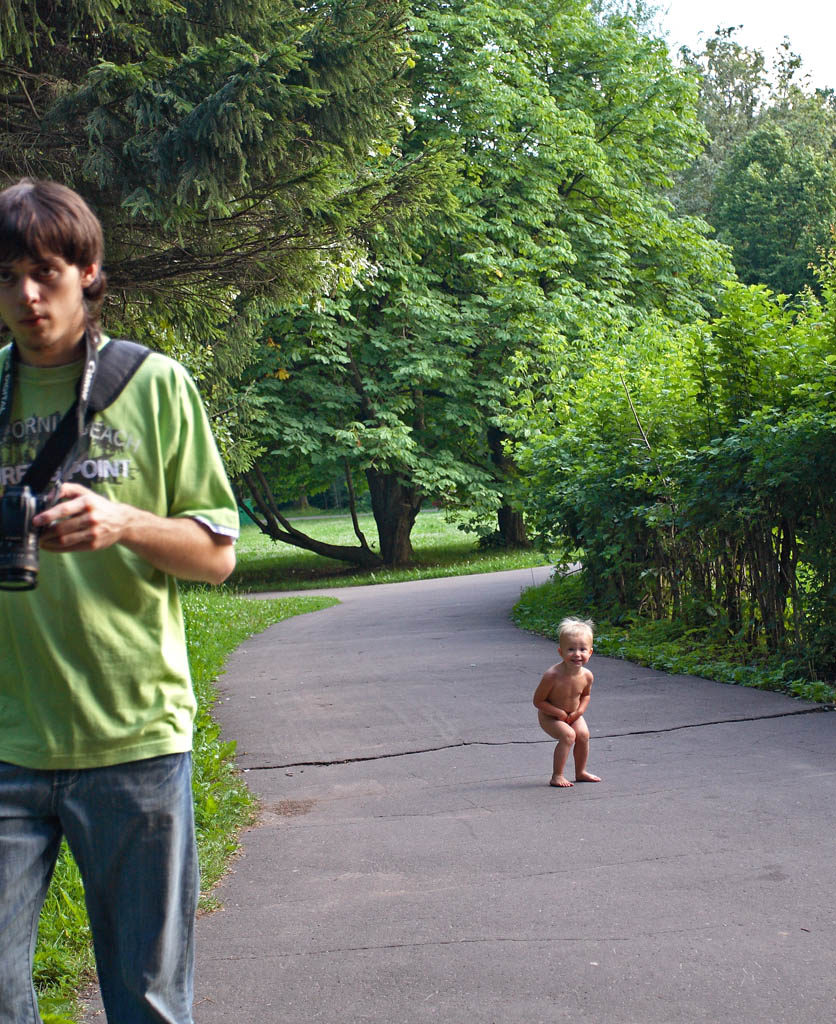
[35,482,128,552]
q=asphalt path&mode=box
[193,568,835,1024]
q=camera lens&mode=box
[0,485,41,591]
[0,549,39,589]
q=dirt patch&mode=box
[270,798,316,817]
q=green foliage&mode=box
[33,587,332,1021]
[0,0,440,482]
[673,26,770,219]
[713,121,836,294]
[239,0,728,566]
[0,0,419,330]
[515,246,836,679]
[514,572,836,704]
[672,28,836,294]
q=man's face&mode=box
[0,253,98,366]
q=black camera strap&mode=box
[0,335,151,494]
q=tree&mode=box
[238,252,500,566]
[712,121,836,294]
[0,1,443,478]
[0,0,428,334]
[671,28,836,294]
[672,27,770,219]
[239,0,728,566]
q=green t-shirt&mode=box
[0,343,239,769]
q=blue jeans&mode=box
[0,753,198,1024]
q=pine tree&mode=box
[0,0,423,335]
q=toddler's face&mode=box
[558,632,593,667]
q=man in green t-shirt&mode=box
[0,180,238,1024]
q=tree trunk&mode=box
[296,485,311,512]
[497,504,528,546]
[240,466,382,569]
[366,468,422,566]
[487,426,530,548]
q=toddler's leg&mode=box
[537,712,576,787]
[571,716,601,783]
[550,735,575,787]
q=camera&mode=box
[0,485,50,590]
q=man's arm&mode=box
[34,482,236,584]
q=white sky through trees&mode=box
[658,1,836,90]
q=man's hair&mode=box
[0,179,107,328]
[558,616,594,644]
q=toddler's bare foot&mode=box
[549,775,573,788]
[575,771,601,783]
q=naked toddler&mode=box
[532,617,602,788]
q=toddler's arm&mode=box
[532,671,570,721]
[566,672,594,724]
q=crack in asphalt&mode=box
[207,924,718,961]
[245,706,831,771]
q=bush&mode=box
[515,259,836,680]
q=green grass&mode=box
[34,587,335,1024]
[513,571,836,705]
[231,509,550,591]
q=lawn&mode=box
[231,508,551,590]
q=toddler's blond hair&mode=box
[557,616,594,645]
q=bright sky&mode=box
[657,1,836,91]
